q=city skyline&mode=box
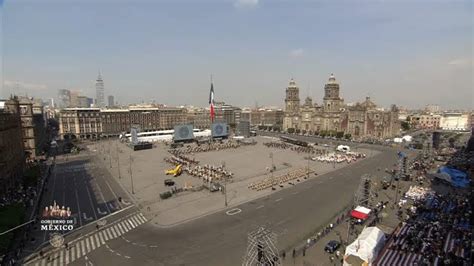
[0,0,472,109]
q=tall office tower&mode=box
[95,71,105,108]
[108,95,114,107]
[57,89,71,108]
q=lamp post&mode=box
[222,161,227,207]
[116,141,121,179]
[129,152,135,194]
[269,152,274,188]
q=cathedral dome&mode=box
[328,73,337,84]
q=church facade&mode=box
[283,74,400,139]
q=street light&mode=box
[269,152,274,188]
[116,141,121,179]
[222,161,227,207]
[129,152,135,194]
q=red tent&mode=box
[350,206,371,220]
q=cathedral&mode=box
[283,74,400,139]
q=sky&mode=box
[0,0,473,110]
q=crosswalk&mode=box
[29,212,147,266]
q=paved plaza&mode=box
[91,136,377,227]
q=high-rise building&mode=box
[96,72,105,108]
[77,96,91,108]
[58,89,71,108]
[69,90,80,107]
[108,95,114,107]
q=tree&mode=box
[401,121,410,131]
[344,133,352,140]
[287,128,295,134]
[335,132,344,139]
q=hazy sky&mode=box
[1,0,472,109]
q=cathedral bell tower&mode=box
[284,78,300,114]
[323,73,343,112]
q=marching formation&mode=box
[263,141,331,155]
[312,152,365,164]
[248,168,312,191]
[174,141,241,154]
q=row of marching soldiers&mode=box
[174,140,241,154]
[188,164,233,183]
[164,154,233,182]
[313,152,366,164]
[263,141,330,155]
[248,168,309,191]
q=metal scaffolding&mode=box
[242,227,281,266]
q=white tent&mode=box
[343,227,386,266]
[402,135,413,142]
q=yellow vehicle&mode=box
[165,164,182,177]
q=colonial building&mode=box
[283,74,400,139]
[0,98,25,194]
[59,106,188,139]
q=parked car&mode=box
[324,240,340,253]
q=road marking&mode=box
[226,208,242,215]
[94,234,101,247]
[80,240,86,256]
[122,220,131,231]
[128,219,137,228]
[59,250,64,265]
[65,248,69,264]
[101,230,109,241]
[110,226,119,238]
[97,207,108,215]
[92,178,111,214]
[116,224,125,235]
[104,180,123,209]
[83,213,93,221]
[131,216,142,225]
[85,185,98,220]
[118,222,128,233]
[124,255,131,259]
[256,205,265,209]
[75,242,81,259]
[138,213,147,222]
[71,244,76,262]
[98,231,106,244]
[85,237,91,253]
[275,198,283,202]
[90,236,96,250]
[291,191,299,195]
[136,214,146,224]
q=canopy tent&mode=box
[350,206,371,220]
[429,166,470,188]
[344,227,386,266]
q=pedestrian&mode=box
[302,247,306,257]
[292,249,296,258]
[282,251,286,259]
[336,250,341,258]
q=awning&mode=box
[351,210,369,220]
[351,206,371,220]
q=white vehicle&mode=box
[336,145,350,152]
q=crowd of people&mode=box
[174,140,241,154]
[376,192,472,265]
[165,152,199,165]
[248,168,311,191]
[263,141,330,155]
[312,152,365,164]
[187,164,234,183]
[0,185,37,209]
